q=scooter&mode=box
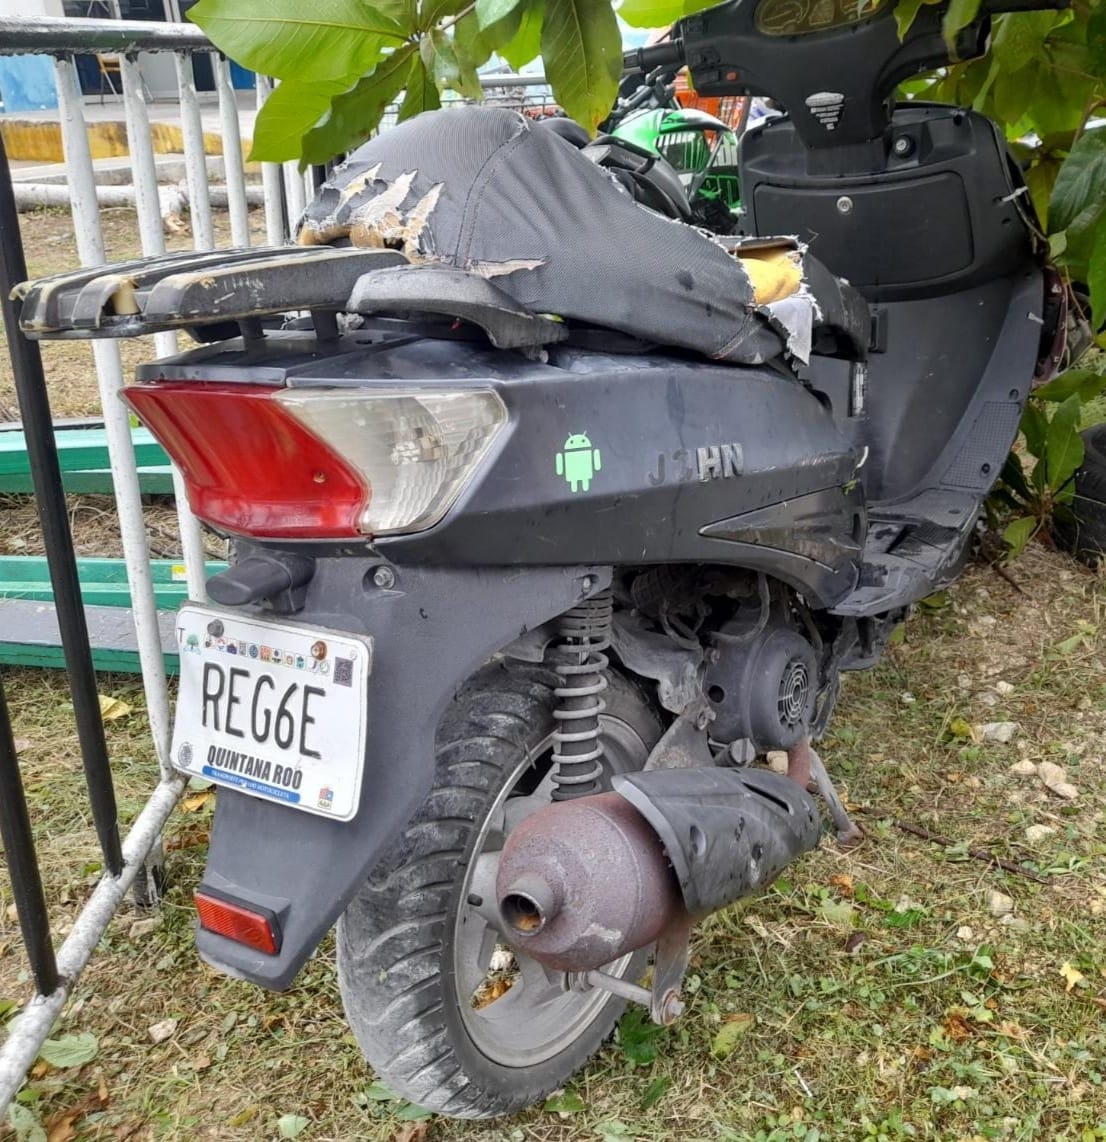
[15,0,1075,1119]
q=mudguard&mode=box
[195,560,610,989]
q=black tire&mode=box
[336,660,663,1119]
[1054,423,1106,562]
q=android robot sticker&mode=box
[556,433,602,493]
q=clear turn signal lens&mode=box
[276,388,507,535]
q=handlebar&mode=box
[621,40,685,76]
[619,0,1069,77]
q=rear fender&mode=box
[194,559,610,989]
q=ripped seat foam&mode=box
[299,106,815,366]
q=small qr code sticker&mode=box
[333,657,354,687]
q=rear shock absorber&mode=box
[550,590,613,801]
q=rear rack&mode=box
[15,246,568,351]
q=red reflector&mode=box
[195,888,280,955]
[124,382,368,539]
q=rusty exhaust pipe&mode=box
[496,792,684,972]
[496,768,821,975]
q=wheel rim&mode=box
[452,714,649,1068]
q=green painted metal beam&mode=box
[0,556,228,609]
[0,421,172,495]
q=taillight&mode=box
[125,382,367,538]
[194,887,280,955]
[124,382,506,539]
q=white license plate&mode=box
[170,604,372,821]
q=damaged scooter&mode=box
[14,0,1080,1118]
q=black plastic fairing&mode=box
[677,0,986,148]
[194,560,616,988]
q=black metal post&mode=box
[0,131,123,876]
[0,674,59,994]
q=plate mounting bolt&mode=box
[836,196,854,215]
[372,566,397,590]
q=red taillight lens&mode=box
[124,382,368,538]
[195,888,280,955]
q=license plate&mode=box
[170,604,372,821]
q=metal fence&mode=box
[0,13,547,1113]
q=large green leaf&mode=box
[1043,393,1084,493]
[455,5,523,72]
[1000,450,1032,503]
[942,0,981,52]
[1033,367,1106,404]
[250,78,351,162]
[421,27,483,97]
[499,0,544,71]
[419,0,471,30]
[541,0,621,133]
[1021,400,1048,458]
[1089,1,1106,74]
[894,0,940,40]
[187,0,409,82]
[1049,128,1106,234]
[1003,515,1038,560]
[476,0,522,30]
[1090,225,1106,332]
[300,46,415,165]
[397,54,442,120]
[991,10,1059,74]
[618,0,718,31]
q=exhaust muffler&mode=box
[496,767,821,974]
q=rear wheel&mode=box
[336,660,662,1119]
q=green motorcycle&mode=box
[613,105,743,217]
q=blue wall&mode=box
[0,55,58,113]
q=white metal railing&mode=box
[0,12,550,1113]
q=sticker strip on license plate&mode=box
[170,604,372,821]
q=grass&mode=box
[0,547,1101,1142]
[0,206,1103,1140]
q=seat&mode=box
[298,107,864,367]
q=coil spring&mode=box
[550,590,613,801]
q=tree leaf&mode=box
[419,0,470,30]
[1021,400,1048,458]
[543,1088,586,1113]
[499,0,544,71]
[1089,225,1106,332]
[616,1005,666,1067]
[1089,1,1106,74]
[397,54,442,121]
[276,1114,309,1139]
[301,46,415,165]
[991,10,1058,74]
[7,1105,46,1142]
[395,1103,434,1121]
[541,0,622,133]
[1046,122,1106,234]
[422,28,482,98]
[1033,367,1106,404]
[476,0,521,31]
[1003,515,1038,560]
[250,78,351,162]
[894,0,940,40]
[618,0,718,31]
[943,0,982,52]
[187,0,408,82]
[1042,393,1083,493]
[711,1012,755,1058]
[38,1034,98,1069]
[1000,450,1031,502]
[639,1075,671,1111]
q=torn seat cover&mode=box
[299,106,814,365]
